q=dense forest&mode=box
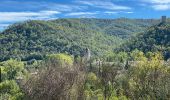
[118,21,170,60]
[1,18,170,100]
[0,18,160,61]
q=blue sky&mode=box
[0,0,170,30]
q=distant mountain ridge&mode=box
[0,18,163,61]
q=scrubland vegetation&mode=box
[1,50,170,100]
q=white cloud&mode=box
[0,10,60,30]
[104,11,133,15]
[79,15,96,18]
[0,10,60,23]
[75,0,131,10]
[66,10,134,17]
[142,0,170,10]
[152,4,170,10]
[144,0,170,4]
[48,4,87,12]
[65,11,98,18]
[0,1,87,12]
[126,11,134,14]
[65,12,98,16]
[104,11,118,14]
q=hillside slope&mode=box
[0,18,159,61]
[118,22,170,59]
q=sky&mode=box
[0,0,170,30]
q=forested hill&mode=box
[0,18,160,61]
[118,21,170,59]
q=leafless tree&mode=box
[22,61,86,100]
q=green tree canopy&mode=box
[1,59,26,81]
[46,53,74,67]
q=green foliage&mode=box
[103,51,128,62]
[125,52,170,99]
[117,52,128,63]
[0,80,24,100]
[118,96,128,100]
[84,50,170,100]
[87,72,98,83]
[103,51,116,62]
[1,18,170,100]
[130,49,147,61]
[1,59,27,81]
[119,23,170,59]
[0,18,158,61]
[46,53,73,67]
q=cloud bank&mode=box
[142,0,170,10]
[0,11,60,23]
[75,0,131,10]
